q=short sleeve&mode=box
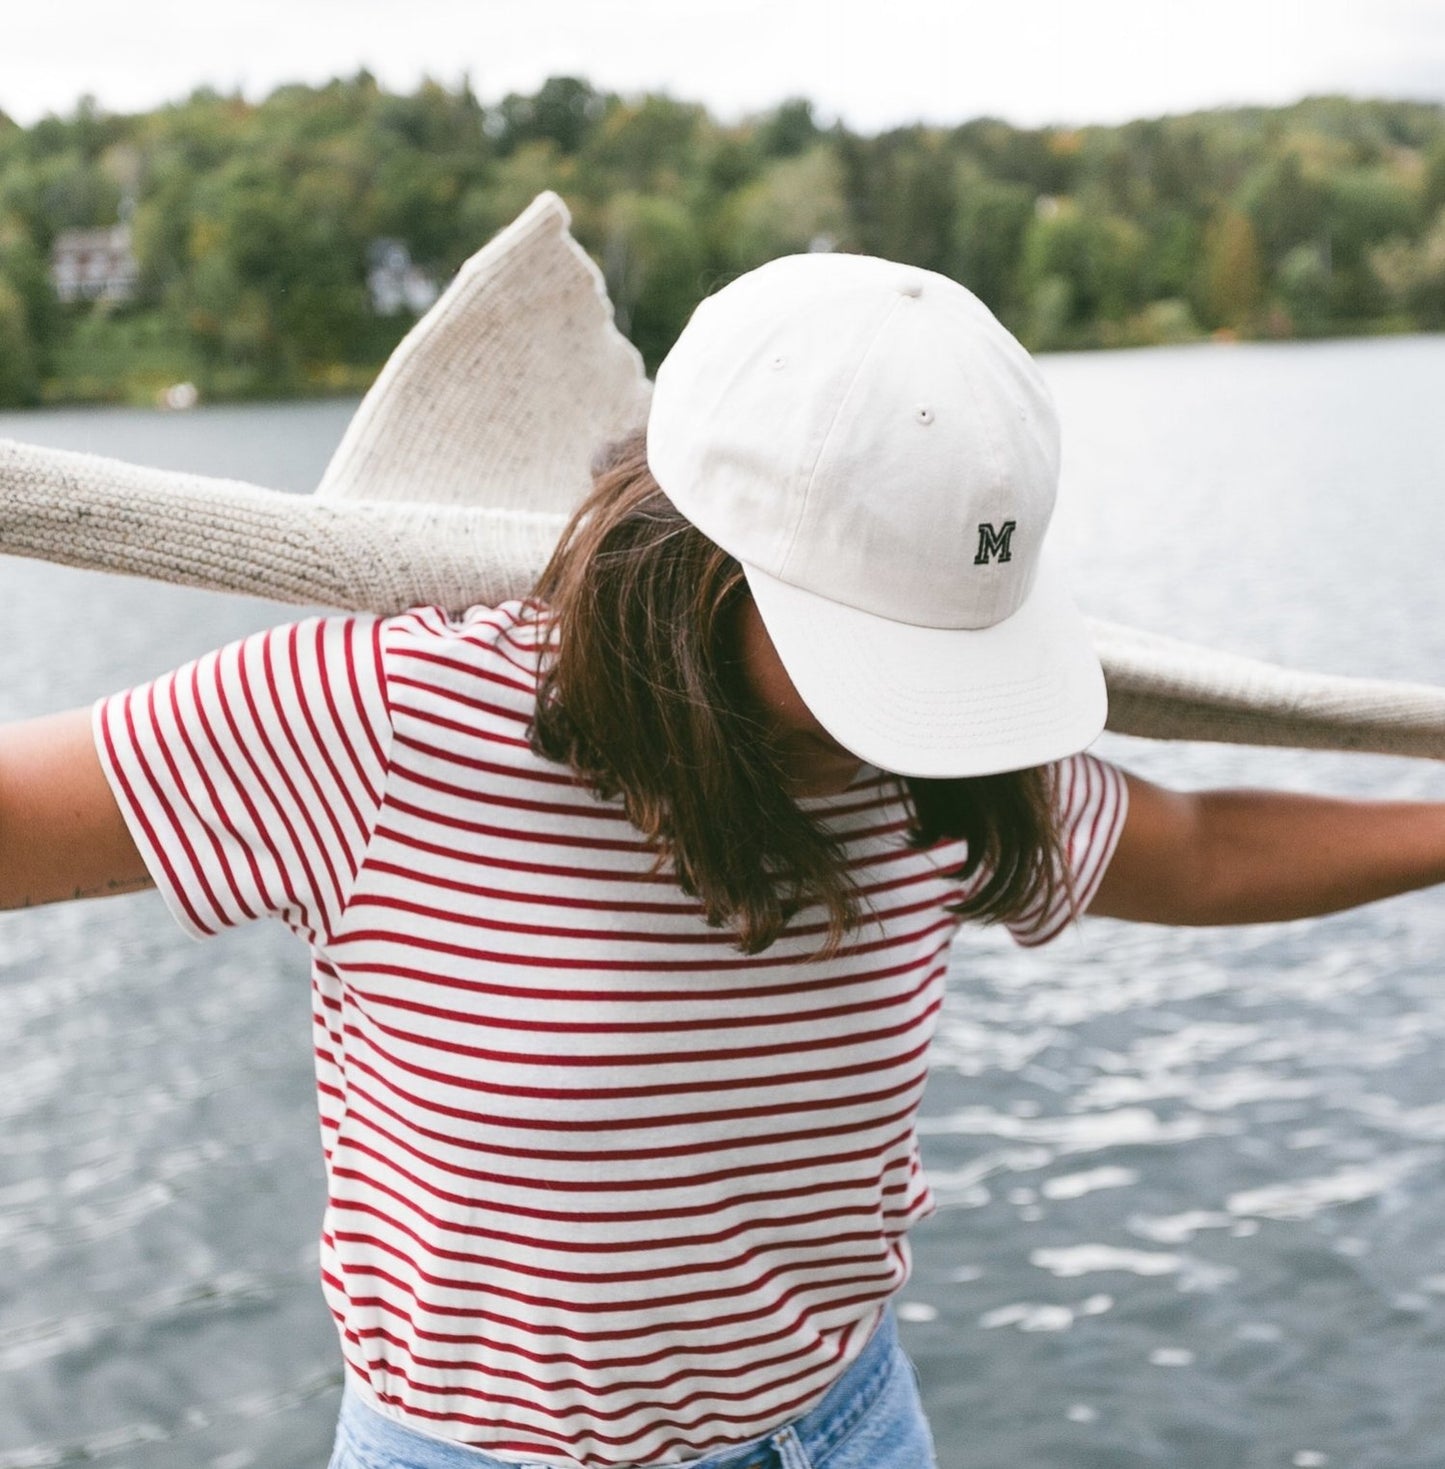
[93,615,393,943]
[1006,752,1129,947]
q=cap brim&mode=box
[743,557,1108,778]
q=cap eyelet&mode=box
[770,355,787,371]
[914,405,934,425]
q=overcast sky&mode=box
[4,0,1445,132]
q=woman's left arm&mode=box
[1089,770,1445,925]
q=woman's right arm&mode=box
[0,708,152,911]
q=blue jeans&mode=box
[327,1311,936,1469]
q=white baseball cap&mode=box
[646,251,1107,778]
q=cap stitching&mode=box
[777,293,908,577]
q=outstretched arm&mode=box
[0,708,151,911]
[1091,769,1445,925]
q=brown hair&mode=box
[529,431,1072,955]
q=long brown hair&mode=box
[530,431,1071,955]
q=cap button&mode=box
[898,276,923,298]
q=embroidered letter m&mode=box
[974,520,1017,565]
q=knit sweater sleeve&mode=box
[92,615,393,944]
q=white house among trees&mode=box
[50,225,140,304]
[367,239,440,316]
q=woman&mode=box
[4,253,1445,1469]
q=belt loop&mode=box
[770,1424,812,1469]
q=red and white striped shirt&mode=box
[94,600,1126,1467]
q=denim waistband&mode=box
[335,1309,905,1469]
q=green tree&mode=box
[1277,242,1333,334]
[1200,207,1265,329]
[951,175,1034,324]
[581,95,705,195]
[4,81,1445,404]
[0,277,40,404]
[600,193,706,369]
[1026,274,1074,352]
[455,141,570,250]
[1019,199,1147,342]
[493,77,604,158]
[1239,151,1330,266]
[950,119,1079,197]
[0,221,60,371]
[716,145,846,269]
[1370,206,1445,329]
[1424,139,1445,218]
[835,128,957,272]
[756,98,820,160]
[1321,167,1417,318]
[178,151,370,390]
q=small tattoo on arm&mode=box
[7,876,156,913]
[70,875,157,902]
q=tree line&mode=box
[1,75,1444,406]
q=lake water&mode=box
[2,335,1445,1468]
